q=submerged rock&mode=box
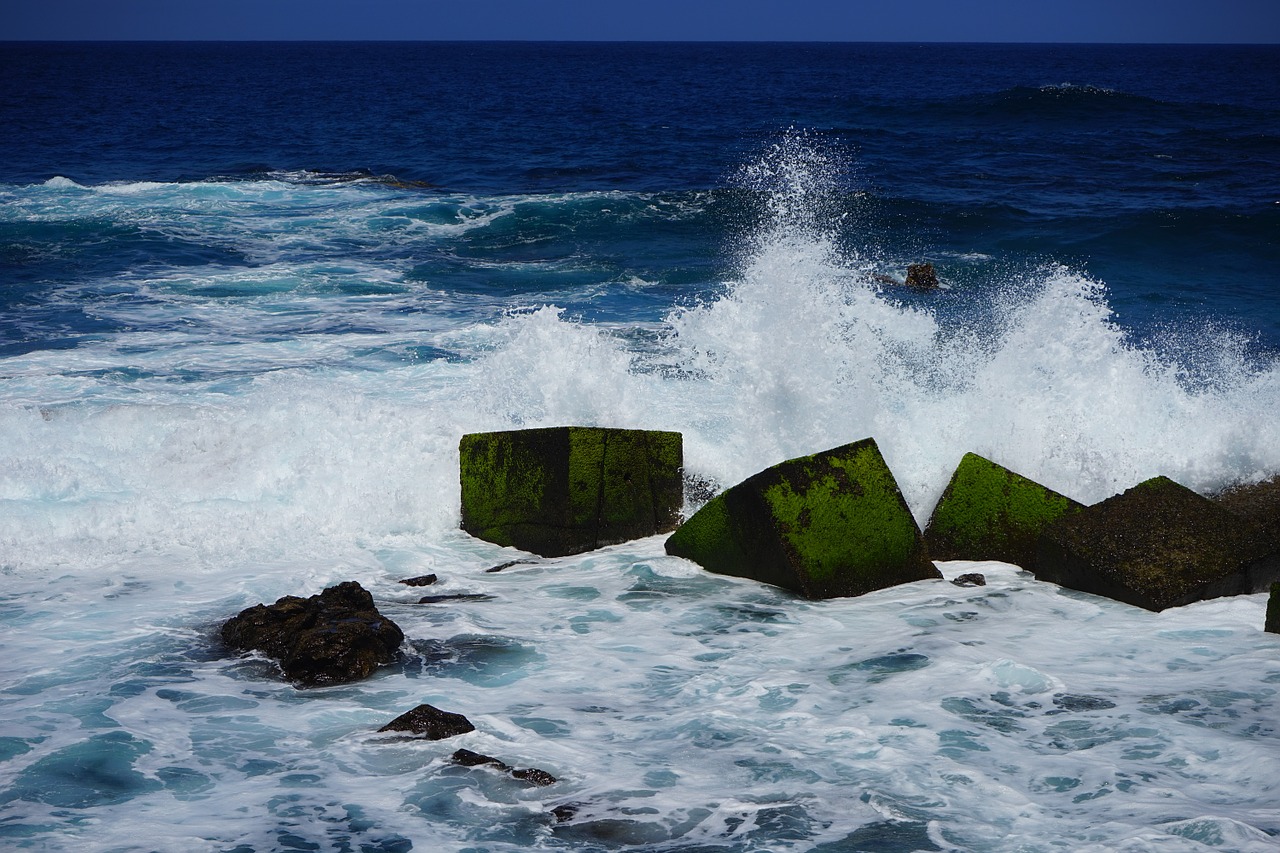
[460,426,683,557]
[925,453,1084,570]
[451,749,556,786]
[378,704,475,739]
[399,573,438,587]
[1034,476,1280,612]
[664,437,941,599]
[221,582,404,687]
[951,573,987,587]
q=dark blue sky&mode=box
[5,0,1280,42]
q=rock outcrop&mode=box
[1267,583,1280,634]
[904,262,939,289]
[221,582,404,687]
[1034,476,1280,612]
[460,426,683,558]
[378,703,475,739]
[664,438,941,599]
[924,453,1083,570]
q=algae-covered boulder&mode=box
[924,453,1084,570]
[664,438,941,599]
[1034,476,1280,612]
[460,426,682,558]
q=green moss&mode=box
[762,443,919,588]
[664,493,751,575]
[666,437,937,599]
[459,430,561,547]
[461,426,683,556]
[926,453,1081,566]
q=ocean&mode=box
[1,42,1279,852]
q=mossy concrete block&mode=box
[460,426,682,557]
[924,452,1084,570]
[1213,474,1280,551]
[664,437,941,599]
[1034,476,1280,612]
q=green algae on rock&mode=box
[460,426,682,557]
[1034,476,1280,612]
[924,452,1084,570]
[664,437,941,599]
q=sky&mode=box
[4,0,1280,43]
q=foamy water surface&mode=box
[2,136,1279,851]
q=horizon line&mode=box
[5,38,1279,46]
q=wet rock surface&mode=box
[378,703,475,739]
[221,581,404,687]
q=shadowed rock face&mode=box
[925,452,1084,570]
[221,582,404,686]
[665,437,941,599]
[1267,583,1280,634]
[460,426,683,558]
[1034,476,1280,612]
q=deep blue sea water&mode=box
[2,43,1279,852]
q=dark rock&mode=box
[451,748,510,770]
[460,426,683,557]
[221,582,404,687]
[551,804,580,823]
[664,437,941,599]
[925,453,1084,570]
[512,767,558,787]
[416,593,495,604]
[1267,583,1280,634]
[951,573,987,587]
[485,559,538,574]
[1034,476,1280,612]
[451,749,556,786]
[1212,475,1280,549]
[904,262,940,289]
[399,574,438,587]
[378,704,475,739]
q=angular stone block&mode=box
[664,438,941,599]
[460,426,682,557]
[924,452,1084,570]
[1035,476,1280,612]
